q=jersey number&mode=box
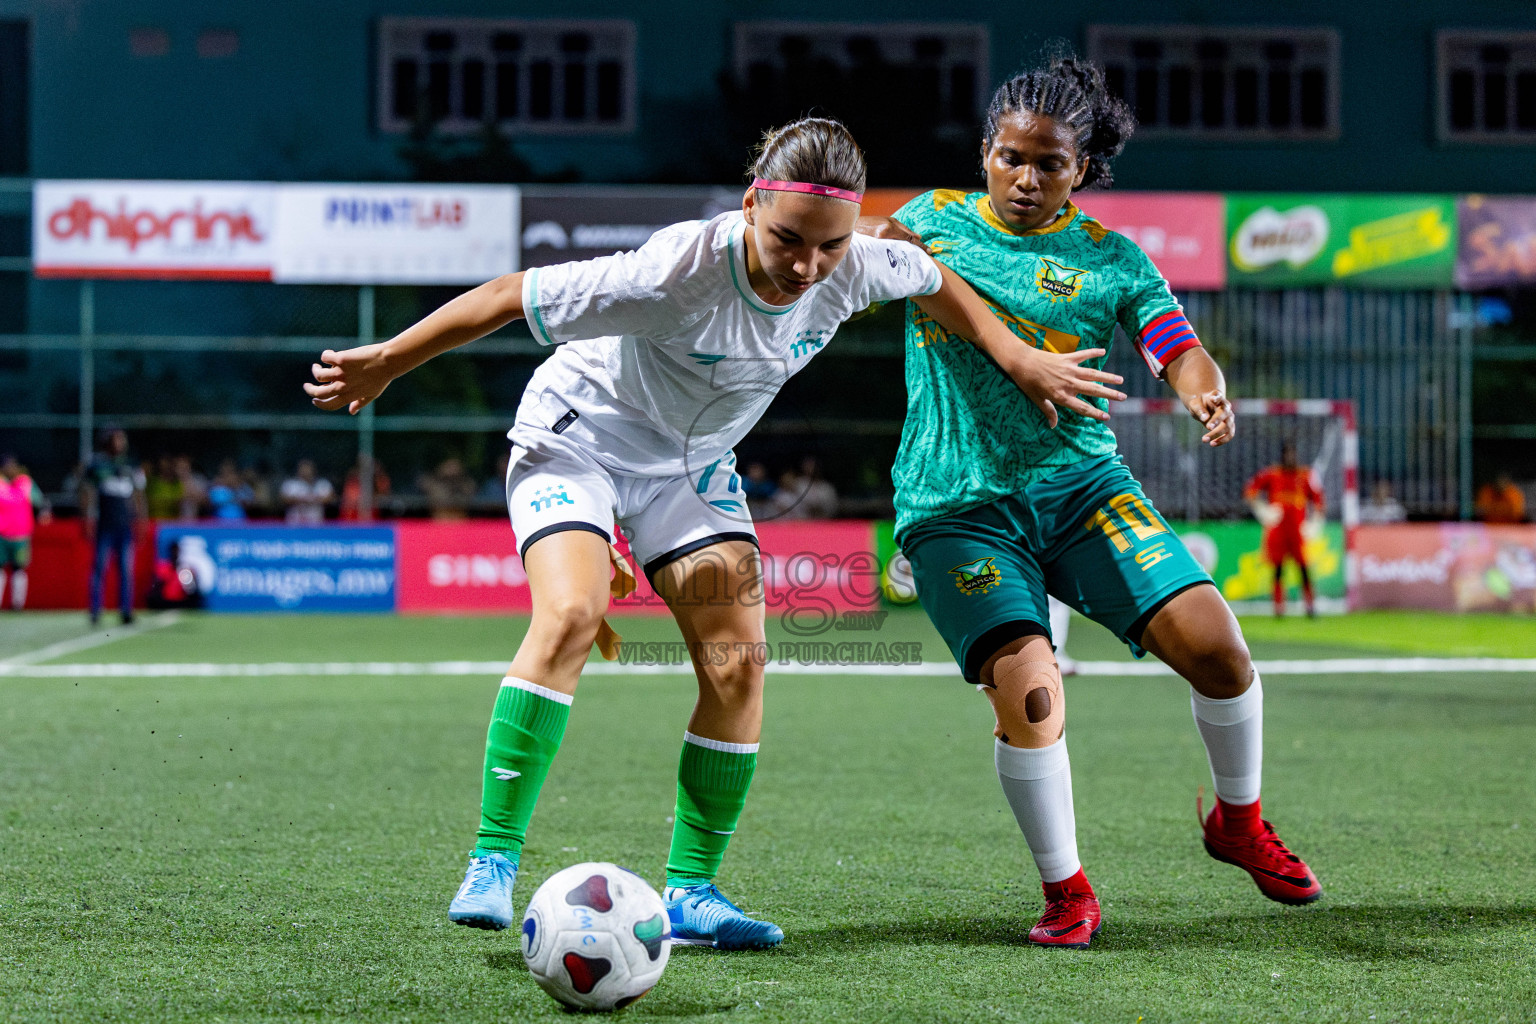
[1084,493,1168,553]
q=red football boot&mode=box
[1200,792,1322,905]
[1027,869,1102,949]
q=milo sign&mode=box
[1226,194,1456,288]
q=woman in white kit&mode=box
[306,118,1125,949]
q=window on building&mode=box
[1087,26,1339,139]
[1439,31,1536,142]
[733,22,988,132]
[377,18,635,134]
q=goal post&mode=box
[1110,398,1359,612]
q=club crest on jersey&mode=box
[949,556,1003,595]
[1036,258,1087,302]
[529,486,575,512]
[790,330,827,358]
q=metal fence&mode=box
[0,174,1481,519]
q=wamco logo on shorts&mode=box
[949,556,1003,595]
[47,197,265,252]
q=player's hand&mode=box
[1186,390,1235,446]
[1000,346,1126,429]
[1302,513,1324,540]
[854,215,925,249]
[305,344,394,415]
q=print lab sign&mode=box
[272,184,519,284]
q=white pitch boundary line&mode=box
[0,611,182,667]
[3,655,1536,679]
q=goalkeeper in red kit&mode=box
[1245,442,1325,617]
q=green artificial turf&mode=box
[1235,610,1536,659]
[1,610,1533,1022]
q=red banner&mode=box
[6,520,156,610]
[393,519,882,617]
[1353,523,1536,612]
[394,519,535,614]
[1073,191,1227,290]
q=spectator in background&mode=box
[770,456,839,519]
[475,451,511,510]
[1476,472,1527,524]
[207,459,253,520]
[243,463,276,518]
[341,454,392,521]
[420,457,476,520]
[173,455,207,521]
[80,428,146,626]
[281,459,334,525]
[1,454,51,611]
[1359,480,1408,524]
[742,462,777,519]
[144,455,184,520]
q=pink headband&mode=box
[751,178,863,204]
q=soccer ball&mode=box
[520,862,671,1011]
[880,551,919,605]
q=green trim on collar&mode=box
[730,222,798,316]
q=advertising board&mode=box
[33,180,276,280]
[154,525,396,613]
[272,184,518,284]
[1226,193,1456,288]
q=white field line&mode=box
[0,612,181,667]
[2,655,1535,679]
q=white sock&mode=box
[9,569,25,610]
[1190,674,1264,806]
[1047,597,1071,652]
[995,736,1080,883]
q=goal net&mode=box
[1110,399,1358,527]
[1110,399,1359,613]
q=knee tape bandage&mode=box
[992,655,1065,746]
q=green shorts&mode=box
[900,454,1212,682]
[0,536,31,570]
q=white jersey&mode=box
[515,210,942,477]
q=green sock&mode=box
[472,677,572,864]
[665,732,759,889]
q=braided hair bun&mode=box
[983,57,1136,190]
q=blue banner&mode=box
[156,526,396,612]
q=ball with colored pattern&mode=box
[520,862,671,1011]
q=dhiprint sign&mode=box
[33,180,276,279]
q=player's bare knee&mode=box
[989,646,1066,748]
[1190,636,1254,700]
[697,655,763,709]
[536,594,608,659]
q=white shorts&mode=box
[504,427,758,583]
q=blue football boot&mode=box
[664,883,784,950]
[448,852,517,930]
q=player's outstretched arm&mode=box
[1164,347,1234,447]
[305,272,526,415]
[914,263,1127,428]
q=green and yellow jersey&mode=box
[891,189,1201,539]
